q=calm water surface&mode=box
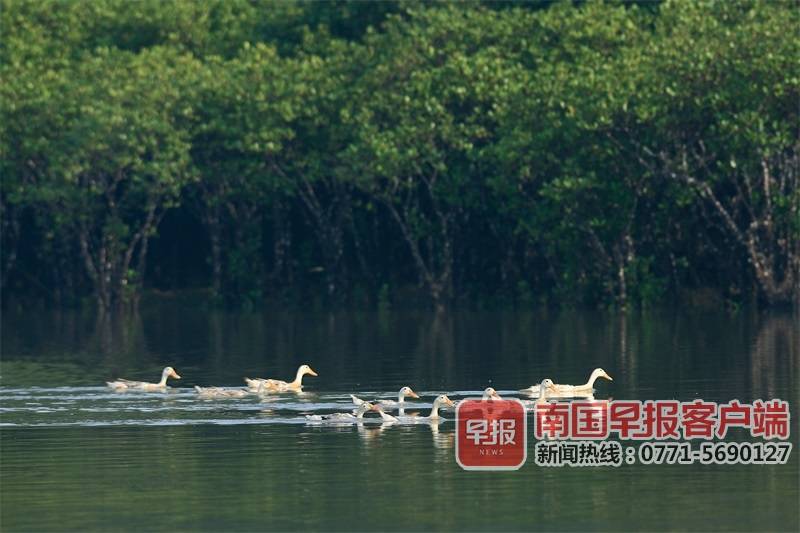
[1,305,798,531]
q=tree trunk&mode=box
[667,149,798,304]
[612,232,635,308]
[621,133,799,304]
[270,198,292,290]
[347,202,374,292]
[78,201,161,313]
[0,203,19,290]
[296,177,347,300]
[206,204,223,298]
[381,198,453,310]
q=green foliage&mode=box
[2,0,797,309]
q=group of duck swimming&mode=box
[106,365,613,423]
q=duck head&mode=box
[536,378,555,403]
[435,394,456,408]
[482,387,501,400]
[299,364,318,377]
[400,386,419,399]
[163,367,181,380]
[591,368,613,382]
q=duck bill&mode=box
[171,370,181,379]
[308,368,319,377]
[408,391,420,399]
[605,374,613,381]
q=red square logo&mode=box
[456,398,527,470]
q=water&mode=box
[1,305,798,531]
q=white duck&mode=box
[194,386,251,399]
[519,379,557,408]
[350,386,420,414]
[106,366,181,392]
[482,387,502,400]
[245,364,318,392]
[370,405,400,423]
[399,394,455,423]
[520,368,613,397]
[306,401,375,422]
[534,378,556,405]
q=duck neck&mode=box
[379,410,397,422]
[429,400,442,419]
[536,386,548,405]
[158,371,169,386]
[396,391,407,416]
[290,368,305,388]
[584,371,601,389]
[397,394,406,416]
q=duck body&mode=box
[246,364,318,392]
[307,402,375,422]
[107,367,181,392]
[245,377,270,389]
[520,368,612,397]
[306,412,362,422]
[194,386,250,399]
[371,405,399,423]
[248,378,293,392]
[545,384,598,397]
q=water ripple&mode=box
[0,386,472,428]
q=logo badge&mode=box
[456,398,527,470]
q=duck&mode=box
[519,368,613,397]
[306,401,375,422]
[350,386,420,414]
[482,387,502,400]
[519,379,557,408]
[398,394,455,423]
[370,405,400,423]
[245,364,318,392]
[194,386,251,399]
[534,379,556,406]
[106,366,181,391]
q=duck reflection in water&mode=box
[430,423,455,450]
[357,420,397,444]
